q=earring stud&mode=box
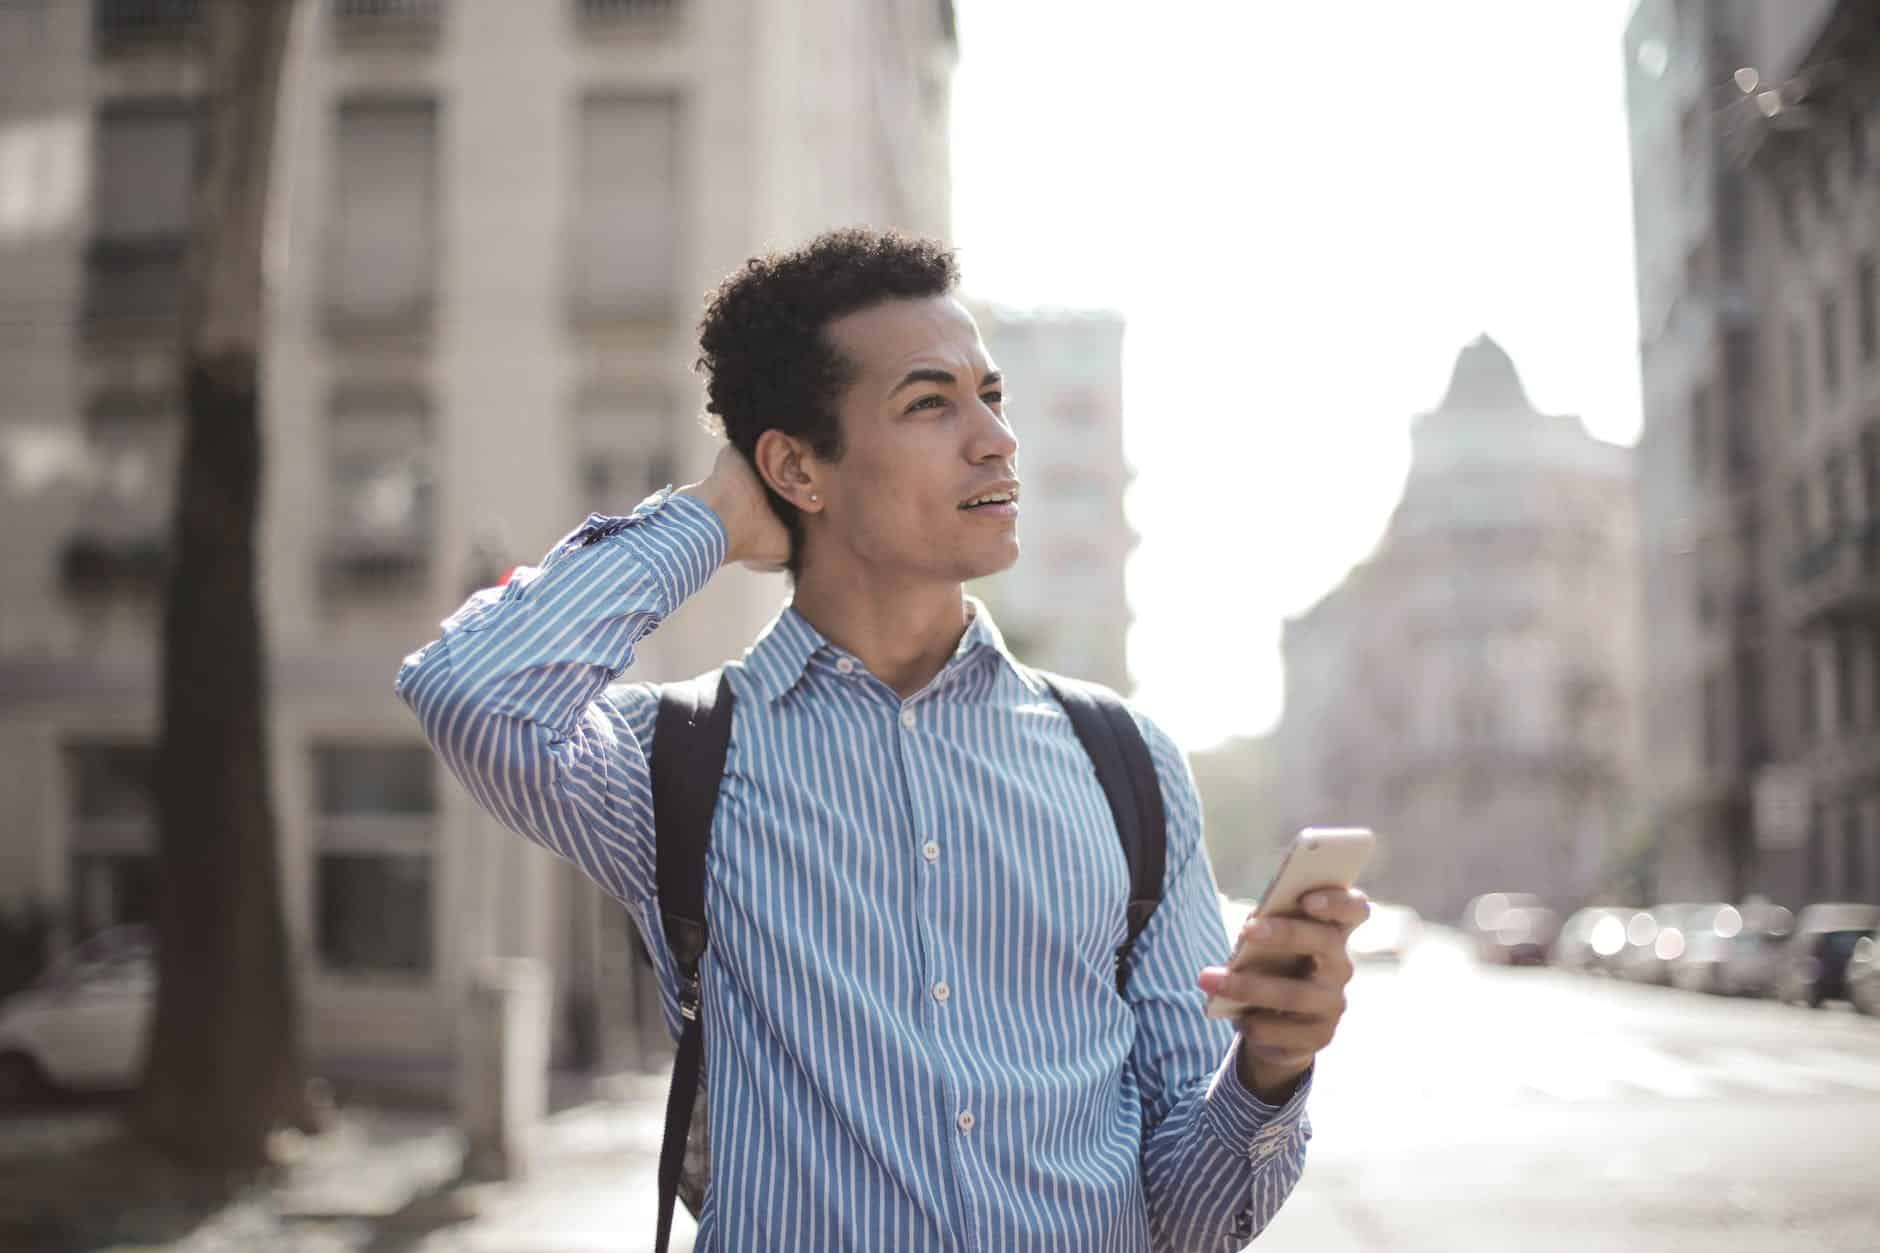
[809,494,819,503]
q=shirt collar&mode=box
[740,594,1039,705]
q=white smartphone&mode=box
[1205,827,1376,1020]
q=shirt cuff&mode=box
[1200,1035,1314,1160]
[540,487,730,607]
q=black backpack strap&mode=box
[1037,671,1167,996]
[650,669,734,1253]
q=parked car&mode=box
[0,925,152,1105]
[1848,929,1880,1016]
[1462,893,1558,965]
[1713,902,1795,997]
[1348,902,1421,961]
[1554,907,1632,973]
[1668,903,1754,994]
[1616,903,1713,985]
[1778,903,1880,1008]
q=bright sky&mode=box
[950,0,1644,753]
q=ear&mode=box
[752,429,826,513]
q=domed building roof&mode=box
[1435,333,1536,414]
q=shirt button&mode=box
[836,658,855,675]
[957,1110,975,1133]
[921,840,939,863]
[933,981,951,1003]
[900,709,917,729]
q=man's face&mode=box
[807,295,1020,586]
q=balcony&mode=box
[83,237,187,340]
[574,0,681,36]
[321,533,430,595]
[61,534,168,597]
[93,0,200,52]
[330,0,443,47]
[1786,521,1880,626]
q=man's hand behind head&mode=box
[681,444,793,572]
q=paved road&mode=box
[1257,931,1880,1252]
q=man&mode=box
[396,228,1366,1249]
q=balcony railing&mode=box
[321,533,430,593]
[94,0,200,51]
[1786,520,1880,626]
[61,534,169,596]
[83,237,188,339]
[330,0,443,45]
[575,0,681,28]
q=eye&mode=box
[906,394,947,413]
[980,390,1004,407]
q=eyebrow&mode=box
[890,368,1003,395]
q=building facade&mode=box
[0,0,955,1082]
[1624,0,1879,908]
[970,306,1135,694]
[1269,338,1640,923]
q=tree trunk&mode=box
[134,0,308,1169]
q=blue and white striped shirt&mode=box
[396,490,1311,1251]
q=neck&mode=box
[789,564,971,700]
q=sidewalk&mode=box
[0,1072,693,1253]
[0,1071,1383,1252]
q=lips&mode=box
[959,481,1021,511]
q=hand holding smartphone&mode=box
[1205,827,1376,1020]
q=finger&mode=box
[1302,888,1370,930]
[1199,968,1341,1017]
[1238,915,1349,966]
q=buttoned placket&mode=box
[886,676,985,1245]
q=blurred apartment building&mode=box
[1269,338,1641,923]
[1623,0,1879,908]
[0,0,955,1082]
[970,307,1134,693]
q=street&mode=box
[1259,931,1880,1253]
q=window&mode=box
[1860,425,1878,523]
[93,0,200,50]
[572,386,678,511]
[1821,294,1841,399]
[1738,647,1767,765]
[1789,320,1808,423]
[64,743,157,938]
[1800,644,1818,746]
[571,94,679,319]
[576,0,680,21]
[313,744,434,976]
[1722,328,1754,477]
[330,0,442,32]
[329,99,437,323]
[1831,629,1857,736]
[324,385,433,585]
[1845,804,1866,903]
[62,389,180,591]
[1688,383,1710,479]
[86,102,198,330]
[1858,254,1876,365]
[1716,173,1746,281]
[1701,673,1725,767]
[1825,451,1850,538]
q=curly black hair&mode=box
[694,227,960,573]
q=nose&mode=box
[967,395,1018,465]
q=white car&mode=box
[1348,902,1421,961]
[0,926,153,1104]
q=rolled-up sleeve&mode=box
[393,489,727,910]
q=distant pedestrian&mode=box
[397,228,1365,1251]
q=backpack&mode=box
[647,667,1167,1253]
